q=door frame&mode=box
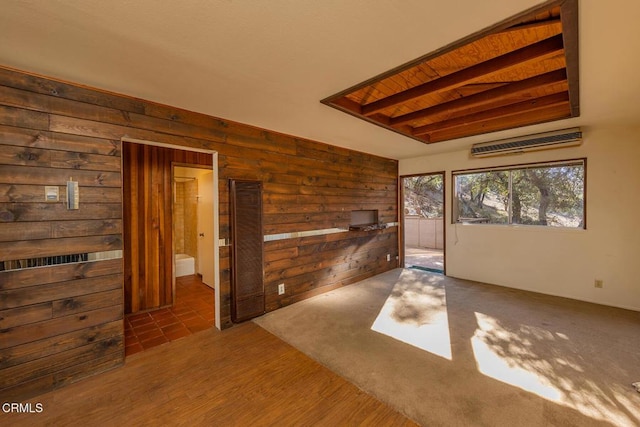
[121,137,222,330]
[399,171,446,275]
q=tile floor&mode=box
[124,275,215,356]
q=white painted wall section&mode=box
[400,125,640,311]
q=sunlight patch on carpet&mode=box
[371,272,452,360]
[471,312,640,426]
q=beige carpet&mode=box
[254,268,640,427]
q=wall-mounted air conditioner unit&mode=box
[470,128,582,158]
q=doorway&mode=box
[121,139,220,356]
[172,165,215,289]
[401,172,445,274]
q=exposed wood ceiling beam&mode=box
[390,68,567,126]
[361,34,564,116]
[412,91,569,137]
[427,102,571,143]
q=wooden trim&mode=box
[560,0,580,117]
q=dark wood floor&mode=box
[3,320,416,426]
[125,275,215,355]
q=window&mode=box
[453,160,585,228]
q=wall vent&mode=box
[470,128,582,157]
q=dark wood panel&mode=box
[0,303,51,329]
[0,305,123,349]
[263,202,396,215]
[0,235,121,261]
[52,289,123,318]
[0,258,123,291]
[0,219,121,242]
[0,144,120,171]
[1,336,123,390]
[264,240,393,282]
[0,184,122,203]
[0,203,122,222]
[0,273,123,311]
[0,104,49,130]
[0,165,121,187]
[1,351,124,401]
[0,124,120,156]
[0,84,227,145]
[0,67,145,114]
[49,114,224,153]
[0,320,122,369]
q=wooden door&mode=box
[230,179,264,322]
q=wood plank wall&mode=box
[0,66,398,400]
[122,142,212,314]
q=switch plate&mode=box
[45,186,59,202]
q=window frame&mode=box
[451,158,587,229]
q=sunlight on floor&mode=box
[371,272,451,360]
[471,312,561,400]
[471,312,640,426]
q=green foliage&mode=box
[455,163,584,227]
[404,175,443,218]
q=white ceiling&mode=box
[1,0,639,160]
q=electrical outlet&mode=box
[386,254,391,262]
[594,279,603,288]
[278,283,285,295]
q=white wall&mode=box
[399,125,640,311]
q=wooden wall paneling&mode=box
[0,65,398,400]
[0,258,123,291]
[0,72,125,400]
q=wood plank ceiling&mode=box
[322,0,579,145]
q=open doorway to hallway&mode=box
[121,140,218,356]
[402,173,445,274]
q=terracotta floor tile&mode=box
[125,343,144,356]
[129,315,155,327]
[161,322,189,334]
[132,322,160,335]
[155,316,180,328]
[136,328,164,342]
[128,312,152,322]
[125,274,214,355]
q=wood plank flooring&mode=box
[2,321,416,426]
